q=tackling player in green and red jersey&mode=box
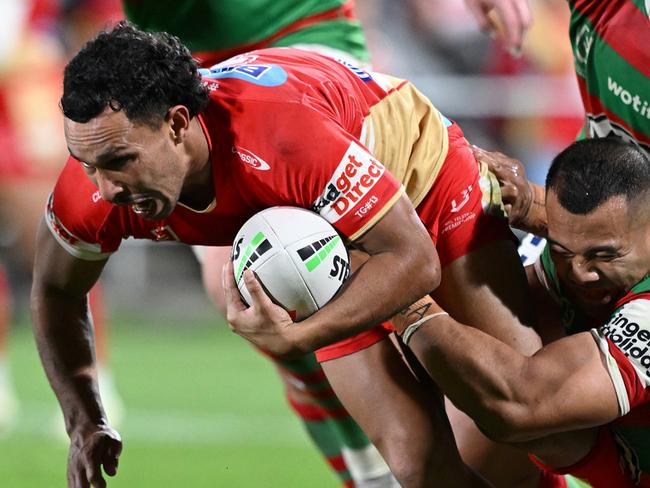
[393,138,650,487]
[489,0,649,247]
[568,0,649,152]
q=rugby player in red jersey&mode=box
[33,22,546,487]
[121,1,536,485]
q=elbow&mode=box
[417,242,440,294]
[473,399,540,444]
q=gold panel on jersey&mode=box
[361,75,449,208]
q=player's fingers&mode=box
[499,184,520,204]
[493,0,522,53]
[79,463,95,488]
[102,441,121,477]
[68,467,84,488]
[490,158,521,183]
[86,469,106,488]
[465,0,494,33]
[514,0,532,34]
[84,449,107,488]
[471,144,505,167]
[243,269,274,310]
[68,457,91,488]
[223,261,247,313]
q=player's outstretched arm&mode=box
[393,297,620,443]
[31,219,121,488]
[472,145,548,236]
[224,194,440,356]
[464,0,532,56]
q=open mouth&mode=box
[575,286,613,305]
[130,199,156,216]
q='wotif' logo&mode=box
[296,235,341,272]
[232,147,271,171]
[235,232,273,282]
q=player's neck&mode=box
[179,118,214,210]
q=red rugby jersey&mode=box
[47,48,450,260]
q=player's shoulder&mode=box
[47,157,124,259]
[200,51,305,103]
[52,157,115,221]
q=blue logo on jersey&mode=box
[336,59,373,82]
[199,64,288,86]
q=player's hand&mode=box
[465,0,531,56]
[67,424,122,488]
[471,145,534,228]
[223,261,298,357]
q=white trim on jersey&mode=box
[360,118,376,154]
[591,329,631,416]
[592,298,650,415]
[45,196,112,262]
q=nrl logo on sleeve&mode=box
[311,142,385,223]
[199,55,288,87]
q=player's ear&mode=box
[166,105,191,143]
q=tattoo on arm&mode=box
[400,302,432,322]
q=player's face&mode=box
[546,190,650,318]
[64,108,187,220]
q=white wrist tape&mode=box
[401,312,449,345]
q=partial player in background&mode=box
[392,138,650,487]
[465,0,532,56]
[484,0,649,263]
[0,0,124,436]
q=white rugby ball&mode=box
[231,207,350,320]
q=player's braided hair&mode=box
[61,20,209,128]
[546,138,650,215]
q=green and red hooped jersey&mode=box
[567,0,650,154]
[538,247,650,482]
[122,0,370,67]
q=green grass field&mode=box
[0,317,339,487]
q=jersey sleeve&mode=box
[237,101,404,241]
[45,157,123,261]
[591,298,650,415]
[310,137,404,240]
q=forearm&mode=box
[407,315,533,440]
[32,287,106,434]
[405,311,619,442]
[292,245,440,353]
